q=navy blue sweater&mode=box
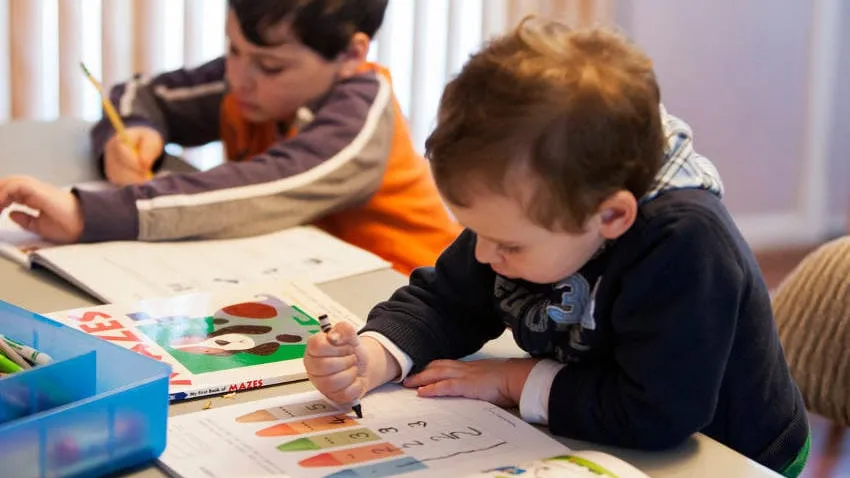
[362,188,808,472]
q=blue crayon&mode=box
[325,456,427,478]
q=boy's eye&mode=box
[258,63,286,75]
[498,245,523,254]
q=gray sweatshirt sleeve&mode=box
[74,71,394,243]
[90,57,227,169]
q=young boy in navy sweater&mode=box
[305,18,809,477]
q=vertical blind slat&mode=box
[445,0,460,83]
[0,0,10,121]
[537,0,557,19]
[132,0,165,75]
[10,0,44,119]
[445,0,482,82]
[509,0,538,26]
[482,0,508,42]
[183,0,204,67]
[58,0,83,117]
[409,0,449,149]
[374,0,394,67]
[102,0,133,91]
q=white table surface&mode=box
[0,119,781,477]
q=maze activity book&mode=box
[47,281,364,401]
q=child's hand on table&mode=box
[403,358,539,408]
[0,176,83,243]
[103,126,163,185]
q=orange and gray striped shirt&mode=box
[81,58,461,274]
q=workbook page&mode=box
[159,384,571,478]
[31,226,391,303]
[0,204,49,266]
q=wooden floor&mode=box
[755,246,849,478]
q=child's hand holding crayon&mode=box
[102,126,164,186]
[305,322,400,413]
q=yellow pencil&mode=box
[80,62,152,179]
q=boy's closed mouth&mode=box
[236,99,260,111]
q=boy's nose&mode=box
[474,237,499,265]
[226,59,253,94]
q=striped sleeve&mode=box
[90,57,227,165]
[74,71,394,243]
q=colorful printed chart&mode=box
[159,384,572,478]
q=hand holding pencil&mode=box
[80,62,163,185]
[102,126,164,185]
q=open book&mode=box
[46,281,365,401]
[0,154,197,268]
[158,384,649,478]
[0,221,390,304]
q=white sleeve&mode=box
[359,331,414,382]
[519,359,567,425]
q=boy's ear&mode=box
[596,190,637,240]
[337,32,370,79]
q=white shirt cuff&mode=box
[358,332,414,382]
[519,359,567,425]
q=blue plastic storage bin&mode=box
[0,299,170,478]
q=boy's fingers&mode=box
[137,132,164,163]
[0,179,43,211]
[306,334,355,357]
[326,323,369,376]
[105,137,146,180]
[327,377,366,405]
[416,379,465,398]
[404,361,463,387]
[8,211,38,233]
[328,322,361,347]
[323,366,360,395]
[352,339,368,377]
[305,355,358,378]
[116,142,147,176]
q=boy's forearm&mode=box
[504,358,540,404]
[361,336,401,393]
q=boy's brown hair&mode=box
[426,18,665,232]
[228,0,388,59]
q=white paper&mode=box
[31,226,391,303]
[0,204,50,266]
[159,384,573,478]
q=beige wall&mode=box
[617,0,847,247]
[827,1,850,227]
